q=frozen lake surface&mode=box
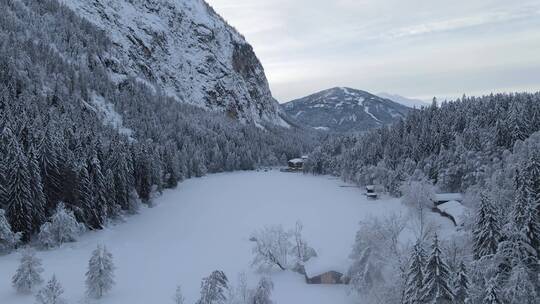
[0,170,454,304]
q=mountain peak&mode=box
[282,87,411,133]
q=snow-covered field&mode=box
[0,170,455,304]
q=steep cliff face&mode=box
[62,0,288,126]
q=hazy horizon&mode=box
[206,0,540,103]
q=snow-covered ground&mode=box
[0,171,455,304]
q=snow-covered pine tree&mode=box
[38,126,62,209]
[522,156,540,259]
[77,165,101,229]
[85,245,115,298]
[453,262,469,304]
[508,100,529,144]
[472,192,501,260]
[0,209,21,253]
[38,202,84,248]
[403,242,426,304]
[27,147,46,231]
[196,270,229,304]
[35,275,65,304]
[88,154,108,227]
[495,170,538,275]
[174,285,185,304]
[483,278,501,304]
[503,262,537,304]
[11,249,43,293]
[420,234,454,304]
[250,277,274,304]
[6,139,37,241]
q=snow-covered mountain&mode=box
[62,0,288,126]
[282,87,411,133]
[376,92,429,108]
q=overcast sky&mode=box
[206,0,540,103]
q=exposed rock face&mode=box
[62,0,288,126]
[282,87,411,133]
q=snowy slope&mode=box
[282,87,411,133]
[377,92,429,109]
[61,0,288,126]
[0,171,456,304]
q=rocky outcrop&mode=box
[62,0,288,126]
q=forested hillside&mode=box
[306,94,540,195]
[305,93,540,303]
[0,0,315,242]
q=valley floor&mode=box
[0,170,455,304]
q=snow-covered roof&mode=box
[289,158,305,164]
[366,185,375,191]
[434,193,463,202]
[437,201,467,226]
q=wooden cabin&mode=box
[366,185,377,199]
[306,271,345,285]
[433,193,463,206]
[287,158,305,170]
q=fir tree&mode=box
[35,275,66,304]
[483,278,501,304]
[77,165,101,229]
[403,242,426,304]
[12,249,44,293]
[6,141,36,241]
[27,147,46,231]
[196,270,229,304]
[453,262,469,304]
[472,193,501,260]
[88,154,109,224]
[85,245,115,298]
[420,234,454,304]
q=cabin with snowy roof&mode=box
[433,193,463,206]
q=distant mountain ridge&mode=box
[376,93,429,108]
[282,87,411,133]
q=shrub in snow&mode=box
[85,245,115,298]
[196,270,229,304]
[0,209,21,253]
[174,285,185,304]
[35,275,65,304]
[401,177,437,240]
[250,225,292,271]
[38,202,84,249]
[249,277,274,304]
[12,249,44,293]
